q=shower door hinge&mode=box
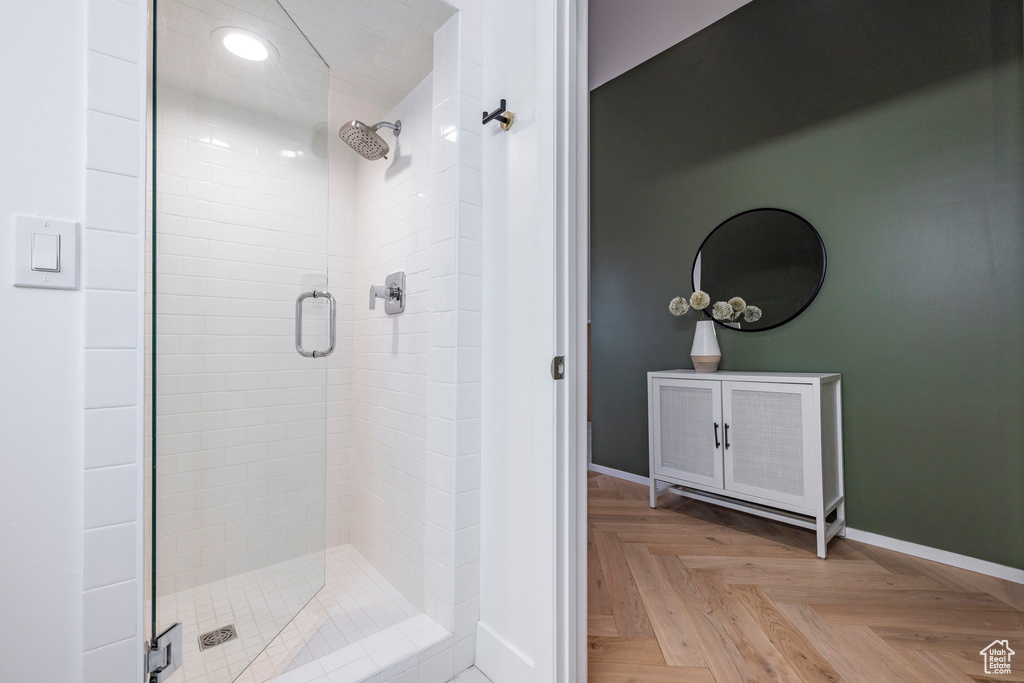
[551,356,566,380]
[146,622,183,683]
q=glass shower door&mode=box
[147,0,330,680]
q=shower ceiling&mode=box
[158,0,454,125]
[279,0,456,120]
[157,0,329,124]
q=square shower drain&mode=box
[199,624,238,651]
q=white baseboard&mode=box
[588,463,650,487]
[474,621,534,683]
[845,528,1024,585]
[587,466,1024,585]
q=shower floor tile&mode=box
[154,544,421,683]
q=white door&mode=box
[479,0,577,681]
[652,378,724,489]
[722,381,816,511]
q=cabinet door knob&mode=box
[714,422,721,448]
[724,423,731,449]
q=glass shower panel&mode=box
[147,0,329,680]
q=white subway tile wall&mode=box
[326,112,358,551]
[86,290,139,348]
[424,21,486,674]
[148,69,330,601]
[84,522,138,590]
[450,8,484,668]
[86,168,143,234]
[82,1,146,681]
[84,406,138,469]
[342,75,434,611]
[320,10,485,681]
[83,638,140,683]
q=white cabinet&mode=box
[648,370,845,558]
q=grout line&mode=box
[86,46,141,67]
[82,576,136,596]
[84,164,141,180]
[84,461,138,473]
[86,106,142,123]
[82,633,137,656]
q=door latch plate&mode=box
[551,355,565,380]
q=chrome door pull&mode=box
[295,290,336,358]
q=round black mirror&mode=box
[692,209,826,332]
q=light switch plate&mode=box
[13,215,79,289]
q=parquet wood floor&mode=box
[587,471,1024,682]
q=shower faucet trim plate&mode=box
[369,271,405,314]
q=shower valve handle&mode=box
[369,285,388,309]
[369,284,401,308]
[369,272,406,314]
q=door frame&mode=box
[556,0,588,679]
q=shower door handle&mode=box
[295,290,336,358]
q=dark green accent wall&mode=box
[590,0,1024,568]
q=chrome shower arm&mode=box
[372,120,401,136]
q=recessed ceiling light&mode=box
[223,33,268,61]
[212,27,274,62]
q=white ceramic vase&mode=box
[690,320,721,373]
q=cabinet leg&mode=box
[650,479,658,509]
[816,515,827,559]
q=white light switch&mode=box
[13,215,78,289]
[32,233,60,272]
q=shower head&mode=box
[338,119,401,160]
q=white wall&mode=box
[588,0,752,89]
[326,95,358,551]
[0,2,86,681]
[323,18,486,659]
[344,75,435,609]
[422,13,485,668]
[81,1,148,681]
